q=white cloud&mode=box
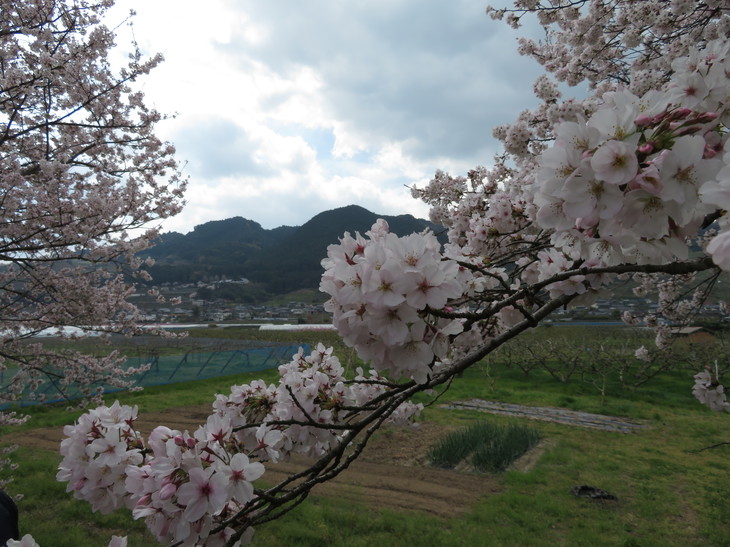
[109,0,547,233]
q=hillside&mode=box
[143,205,442,293]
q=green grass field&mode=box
[1,326,729,546]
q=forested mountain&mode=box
[142,217,297,284]
[143,205,443,293]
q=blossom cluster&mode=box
[535,39,729,269]
[212,343,423,460]
[57,345,422,545]
[320,220,468,383]
[692,366,730,412]
[56,397,263,545]
[57,402,144,515]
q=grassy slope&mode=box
[1,327,729,546]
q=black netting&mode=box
[1,341,309,408]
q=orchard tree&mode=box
[56,1,729,546]
[0,0,185,441]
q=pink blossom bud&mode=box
[676,125,702,137]
[695,112,719,123]
[638,143,654,154]
[174,435,185,446]
[159,482,176,500]
[135,493,152,507]
[634,114,652,127]
[669,107,692,120]
[630,164,663,196]
[575,217,596,231]
[186,437,197,449]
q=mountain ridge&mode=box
[144,205,442,294]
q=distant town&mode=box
[129,279,331,325]
[130,278,729,327]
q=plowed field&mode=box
[9,405,503,518]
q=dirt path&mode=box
[444,399,647,433]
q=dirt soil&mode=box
[7,404,505,519]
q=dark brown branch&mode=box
[687,441,730,453]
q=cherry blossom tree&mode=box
[0,0,185,478]
[56,1,729,545]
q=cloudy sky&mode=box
[109,1,546,233]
